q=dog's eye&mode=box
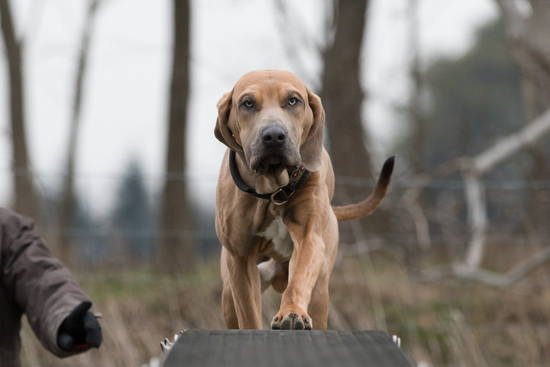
[243,100,254,109]
[288,97,299,106]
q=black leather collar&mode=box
[229,150,309,205]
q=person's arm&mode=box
[1,209,101,357]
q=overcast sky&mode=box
[0,0,498,216]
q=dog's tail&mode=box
[332,157,395,222]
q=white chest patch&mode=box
[256,216,293,260]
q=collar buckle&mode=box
[271,188,294,205]
[229,150,309,204]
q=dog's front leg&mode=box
[270,222,325,330]
[221,247,263,329]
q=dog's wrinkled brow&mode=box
[238,93,256,104]
[283,89,305,101]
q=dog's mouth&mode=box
[251,152,297,175]
[262,153,284,166]
[254,155,285,175]
[247,132,302,175]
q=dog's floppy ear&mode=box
[214,90,243,152]
[300,88,325,171]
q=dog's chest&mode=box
[256,216,293,261]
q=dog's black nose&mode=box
[262,126,287,147]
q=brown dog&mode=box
[214,70,394,330]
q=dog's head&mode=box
[215,70,325,174]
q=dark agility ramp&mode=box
[162,329,415,367]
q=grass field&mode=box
[20,248,550,367]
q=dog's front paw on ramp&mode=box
[271,312,312,330]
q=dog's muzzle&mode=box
[258,125,288,166]
[248,125,300,173]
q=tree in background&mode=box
[407,0,426,175]
[156,0,195,274]
[274,0,373,188]
[58,0,102,266]
[112,159,154,264]
[321,0,372,199]
[0,0,39,219]
[497,0,550,235]
[417,19,524,169]
[398,18,527,263]
[319,0,386,247]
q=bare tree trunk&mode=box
[321,0,372,194]
[320,0,393,248]
[156,0,195,274]
[0,0,39,219]
[58,0,101,265]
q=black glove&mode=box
[57,301,102,351]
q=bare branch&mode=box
[422,246,550,287]
[507,245,550,282]
[59,0,102,265]
[455,107,550,271]
[322,0,337,53]
[472,107,550,173]
[495,0,527,39]
[401,187,431,250]
[271,0,326,89]
[462,173,487,270]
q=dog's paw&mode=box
[271,307,312,330]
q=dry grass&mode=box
[20,251,550,367]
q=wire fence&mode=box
[3,168,550,267]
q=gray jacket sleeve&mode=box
[0,208,90,358]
